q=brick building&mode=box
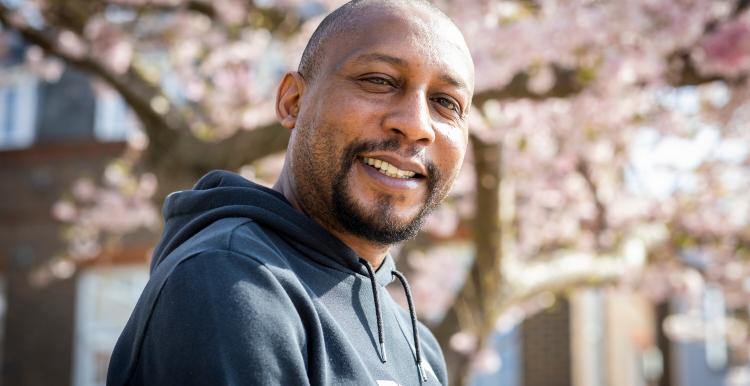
[0,33,151,386]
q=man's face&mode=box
[289,6,474,245]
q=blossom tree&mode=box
[2,0,749,384]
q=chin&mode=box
[356,197,421,225]
[333,195,427,245]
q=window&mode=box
[72,265,148,386]
[0,69,38,150]
[93,90,137,142]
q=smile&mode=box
[361,157,419,179]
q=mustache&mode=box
[343,139,436,179]
[350,138,416,156]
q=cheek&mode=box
[309,88,381,137]
[433,126,468,178]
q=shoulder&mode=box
[178,217,290,267]
[152,217,293,283]
[155,249,307,336]
[109,215,315,385]
[153,217,313,316]
[128,249,310,385]
[166,248,278,293]
[108,246,307,386]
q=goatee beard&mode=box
[331,139,441,245]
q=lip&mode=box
[358,153,428,176]
[356,159,425,190]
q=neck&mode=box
[273,167,389,270]
[326,229,389,269]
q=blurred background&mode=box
[0,0,749,385]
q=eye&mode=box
[363,76,393,86]
[357,74,399,88]
[355,75,399,93]
[432,96,461,115]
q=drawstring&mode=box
[392,270,428,383]
[359,259,428,383]
[360,259,387,363]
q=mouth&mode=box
[360,156,425,180]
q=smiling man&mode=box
[107,1,474,385]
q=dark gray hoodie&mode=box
[106,170,448,386]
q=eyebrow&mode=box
[438,74,469,93]
[350,52,469,93]
[351,52,408,66]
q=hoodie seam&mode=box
[228,219,381,283]
[225,218,256,251]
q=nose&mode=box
[383,90,435,145]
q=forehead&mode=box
[322,6,474,91]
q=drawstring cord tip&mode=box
[392,270,427,383]
[360,259,387,365]
[417,361,428,383]
[380,342,388,363]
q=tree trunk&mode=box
[434,134,504,386]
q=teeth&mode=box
[362,157,416,179]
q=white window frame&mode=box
[0,68,38,150]
[93,90,136,142]
[72,264,148,386]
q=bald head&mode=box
[298,0,463,82]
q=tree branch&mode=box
[473,0,750,103]
[185,0,217,18]
[500,250,632,308]
[143,120,290,201]
[173,120,290,172]
[734,0,750,18]
[1,4,290,201]
[473,50,746,104]
[101,0,219,18]
[0,3,183,149]
[473,65,584,104]
[575,158,608,249]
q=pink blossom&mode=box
[57,30,87,59]
[51,200,77,222]
[472,349,502,374]
[450,331,477,354]
[696,20,750,77]
[72,178,97,201]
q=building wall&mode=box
[522,297,572,386]
[0,60,135,386]
[0,142,125,386]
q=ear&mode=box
[275,72,306,130]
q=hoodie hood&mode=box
[150,170,395,283]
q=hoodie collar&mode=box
[155,170,388,278]
[373,254,396,286]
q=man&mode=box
[107,0,474,384]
